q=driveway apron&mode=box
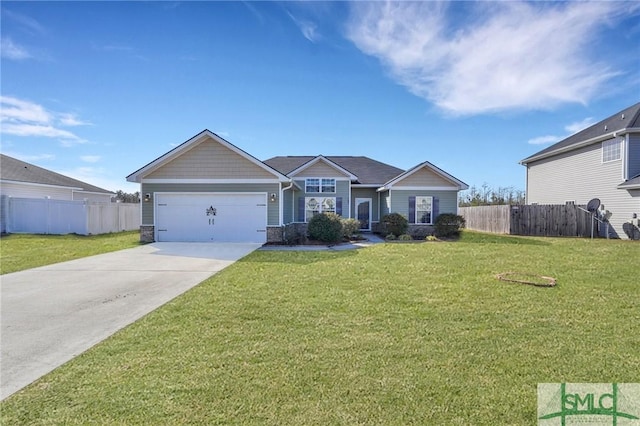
[0,242,261,400]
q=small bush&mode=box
[434,213,466,237]
[381,213,408,237]
[308,213,343,243]
[385,233,397,241]
[341,218,361,239]
[398,234,413,241]
[425,235,439,242]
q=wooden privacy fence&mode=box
[460,204,599,238]
[0,196,140,235]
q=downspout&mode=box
[281,180,295,242]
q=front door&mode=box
[355,198,371,231]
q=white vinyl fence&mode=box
[0,196,140,235]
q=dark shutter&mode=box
[336,197,342,216]
[433,197,439,222]
[408,196,416,223]
[298,197,305,222]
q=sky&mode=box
[1,1,639,194]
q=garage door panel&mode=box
[156,194,267,243]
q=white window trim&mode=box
[602,139,622,163]
[305,178,336,193]
[415,195,433,225]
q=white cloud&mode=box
[0,37,31,60]
[287,11,320,43]
[3,9,46,35]
[80,155,101,163]
[346,1,636,115]
[3,152,55,162]
[528,116,598,145]
[0,96,88,145]
[565,117,596,134]
[528,135,559,145]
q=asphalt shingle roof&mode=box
[522,102,640,164]
[263,156,405,185]
[0,154,114,194]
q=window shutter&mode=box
[336,197,342,216]
[433,197,439,221]
[408,196,416,223]
[298,197,305,222]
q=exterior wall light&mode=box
[144,193,151,202]
[270,193,277,202]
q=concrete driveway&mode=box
[0,242,261,400]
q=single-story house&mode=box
[126,130,468,243]
[0,154,114,202]
[520,102,640,239]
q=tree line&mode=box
[458,184,525,207]
[111,190,140,203]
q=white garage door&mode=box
[155,193,267,243]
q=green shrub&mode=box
[381,213,408,237]
[385,233,397,241]
[307,213,343,243]
[341,218,361,239]
[434,213,466,237]
[398,234,413,241]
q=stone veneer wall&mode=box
[140,225,155,243]
[266,226,283,243]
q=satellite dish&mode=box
[586,198,601,213]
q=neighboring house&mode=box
[0,154,114,202]
[126,130,468,243]
[520,102,640,239]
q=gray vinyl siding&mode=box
[628,134,640,178]
[526,138,636,238]
[380,191,390,216]
[293,179,350,220]
[390,190,458,220]
[282,186,294,224]
[141,183,280,226]
[0,181,73,200]
[351,187,380,222]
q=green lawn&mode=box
[0,231,140,274]
[2,232,638,424]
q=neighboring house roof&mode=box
[378,161,469,191]
[618,174,640,190]
[521,102,640,164]
[126,129,290,183]
[0,154,114,194]
[264,156,405,185]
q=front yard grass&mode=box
[1,232,638,424]
[0,231,140,274]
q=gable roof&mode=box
[126,130,290,183]
[286,155,358,181]
[378,161,469,191]
[0,154,114,194]
[264,156,404,185]
[521,102,640,164]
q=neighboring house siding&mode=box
[292,162,350,178]
[390,190,458,220]
[145,140,275,179]
[394,168,454,187]
[0,181,73,200]
[141,183,280,226]
[72,192,113,202]
[526,139,634,238]
[628,134,640,178]
[351,187,379,222]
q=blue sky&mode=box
[2,1,639,194]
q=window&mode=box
[416,196,433,224]
[321,178,336,193]
[305,178,320,193]
[305,197,336,221]
[602,139,621,162]
[305,178,335,193]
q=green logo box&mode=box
[538,383,640,425]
